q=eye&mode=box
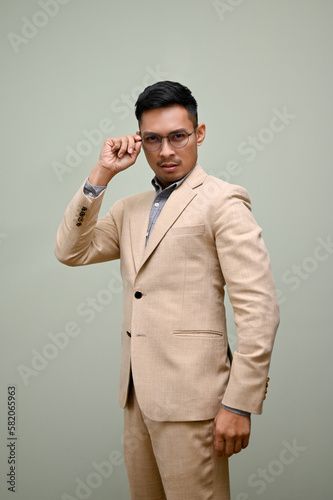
[144,134,160,144]
[170,132,187,142]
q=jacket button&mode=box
[76,222,82,226]
[126,331,131,337]
[81,207,87,211]
[79,211,86,217]
[134,291,142,299]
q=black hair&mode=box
[135,81,198,126]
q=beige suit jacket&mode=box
[55,164,279,421]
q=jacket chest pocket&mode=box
[173,329,224,339]
[169,224,205,236]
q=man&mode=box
[55,81,279,500]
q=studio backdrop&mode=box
[1,1,332,499]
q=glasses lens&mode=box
[169,131,189,148]
[143,134,161,151]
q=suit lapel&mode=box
[137,164,207,273]
[129,191,155,273]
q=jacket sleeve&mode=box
[213,183,280,414]
[54,182,121,266]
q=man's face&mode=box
[139,104,206,189]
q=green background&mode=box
[1,1,332,499]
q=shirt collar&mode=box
[151,163,198,195]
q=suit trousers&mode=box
[123,380,230,500]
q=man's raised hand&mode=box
[89,134,142,186]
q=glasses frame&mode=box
[140,126,198,152]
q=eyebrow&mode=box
[142,128,188,136]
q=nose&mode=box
[159,137,175,156]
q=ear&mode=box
[196,123,206,146]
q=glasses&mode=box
[141,127,198,152]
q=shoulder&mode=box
[200,173,251,209]
[191,164,250,202]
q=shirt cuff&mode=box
[83,178,107,198]
[222,404,251,417]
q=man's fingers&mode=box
[128,135,142,155]
[234,437,243,454]
[214,435,226,457]
[213,422,227,457]
[214,435,236,458]
[126,135,136,154]
[214,437,241,458]
[214,434,250,458]
[107,135,142,158]
[107,138,121,154]
[125,136,142,158]
[224,439,236,458]
[242,435,250,449]
[134,140,142,154]
[116,137,130,158]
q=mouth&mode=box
[160,163,179,171]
